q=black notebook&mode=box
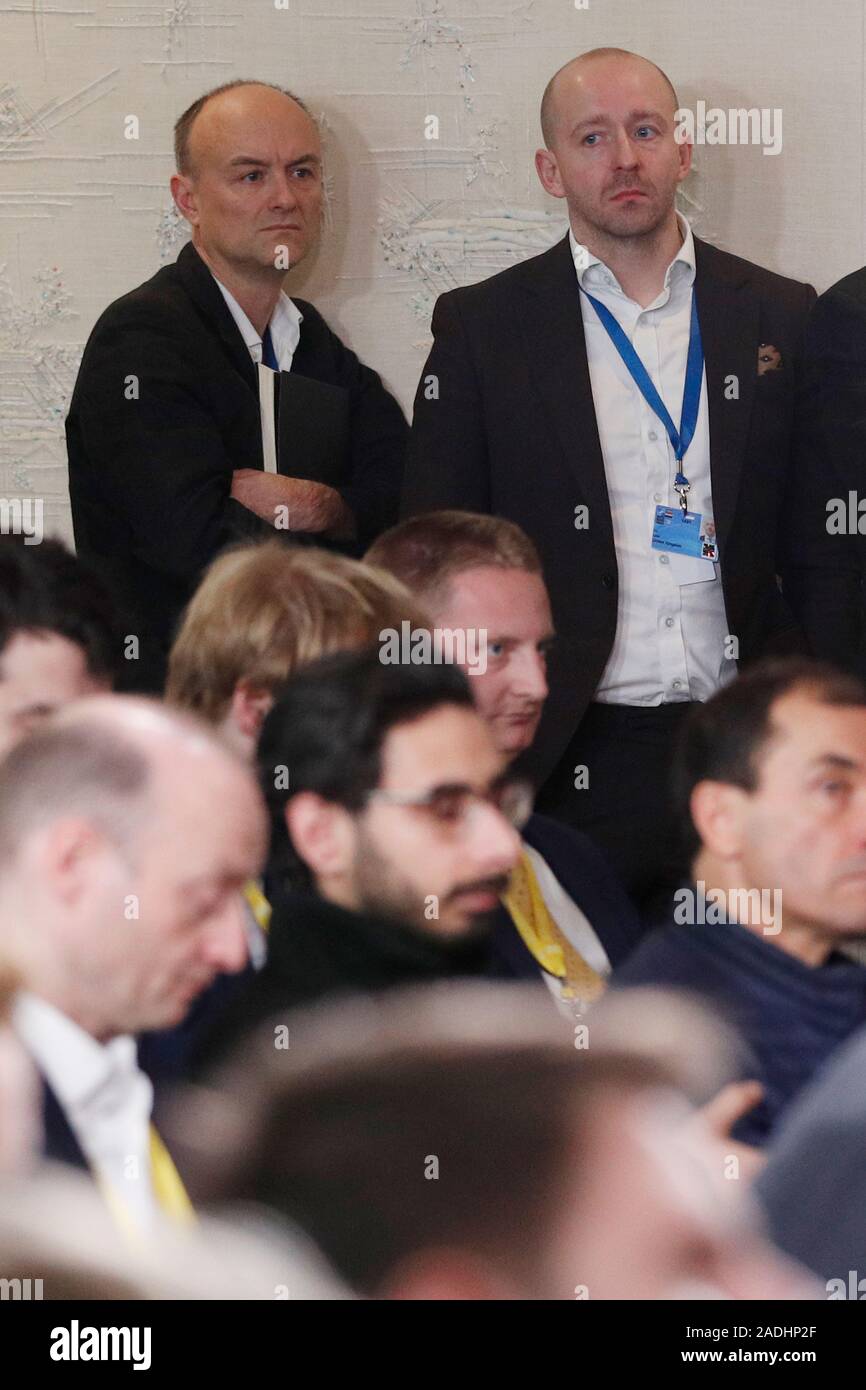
[276,370,351,486]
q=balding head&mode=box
[0,696,267,1039]
[171,80,323,281]
[175,81,316,180]
[540,49,679,149]
[535,47,689,252]
[0,695,247,866]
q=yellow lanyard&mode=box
[243,879,272,933]
[503,849,605,1002]
[148,1124,196,1224]
[96,1124,195,1240]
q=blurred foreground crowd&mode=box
[1,522,865,1301]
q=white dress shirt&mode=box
[570,213,735,705]
[14,992,159,1230]
[212,276,304,371]
[213,276,304,475]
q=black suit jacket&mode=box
[403,232,829,786]
[784,267,866,674]
[42,1078,88,1171]
[66,242,408,690]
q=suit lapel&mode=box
[174,242,259,393]
[514,235,616,561]
[693,236,758,554]
[41,1077,89,1171]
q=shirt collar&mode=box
[13,992,141,1112]
[211,274,303,365]
[570,211,696,298]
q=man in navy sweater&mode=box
[614,658,866,1146]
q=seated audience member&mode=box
[179,984,809,1300]
[193,650,526,1064]
[66,81,407,693]
[614,659,866,1147]
[0,536,120,757]
[366,511,643,1006]
[164,538,422,986]
[756,1022,866,1288]
[167,539,421,761]
[0,696,267,1233]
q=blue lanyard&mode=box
[580,286,704,510]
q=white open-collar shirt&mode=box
[14,992,160,1229]
[570,213,735,705]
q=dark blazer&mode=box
[403,232,830,786]
[784,267,866,674]
[486,812,644,979]
[66,242,408,690]
[42,1079,88,1171]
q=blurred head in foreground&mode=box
[0,696,267,1038]
[0,1162,350,1300]
[367,512,554,759]
[259,648,526,938]
[176,984,809,1300]
[0,536,119,759]
[167,540,422,760]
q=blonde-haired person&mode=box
[162,539,424,989]
[167,539,424,760]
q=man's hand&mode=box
[230,470,356,539]
[690,1080,766,1182]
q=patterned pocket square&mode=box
[757,343,783,375]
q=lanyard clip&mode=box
[674,470,690,515]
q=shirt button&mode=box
[653,492,663,503]
[659,554,669,565]
[672,679,683,690]
[665,617,675,628]
[648,430,658,441]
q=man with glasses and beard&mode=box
[192,649,529,1067]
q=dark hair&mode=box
[174,81,313,177]
[184,986,673,1296]
[673,658,866,862]
[258,648,475,890]
[0,537,120,683]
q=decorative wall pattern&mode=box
[0,0,861,544]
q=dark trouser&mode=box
[536,701,695,916]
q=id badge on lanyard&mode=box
[580,286,717,571]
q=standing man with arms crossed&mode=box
[403,48,826,905]
[67,80,407,693]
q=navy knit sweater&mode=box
[613,907,866,1146]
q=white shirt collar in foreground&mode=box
[212,274,304,369]
[13,991,142,1113]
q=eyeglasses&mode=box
[364,776,533,830]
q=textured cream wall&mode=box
[1,0,862,545]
